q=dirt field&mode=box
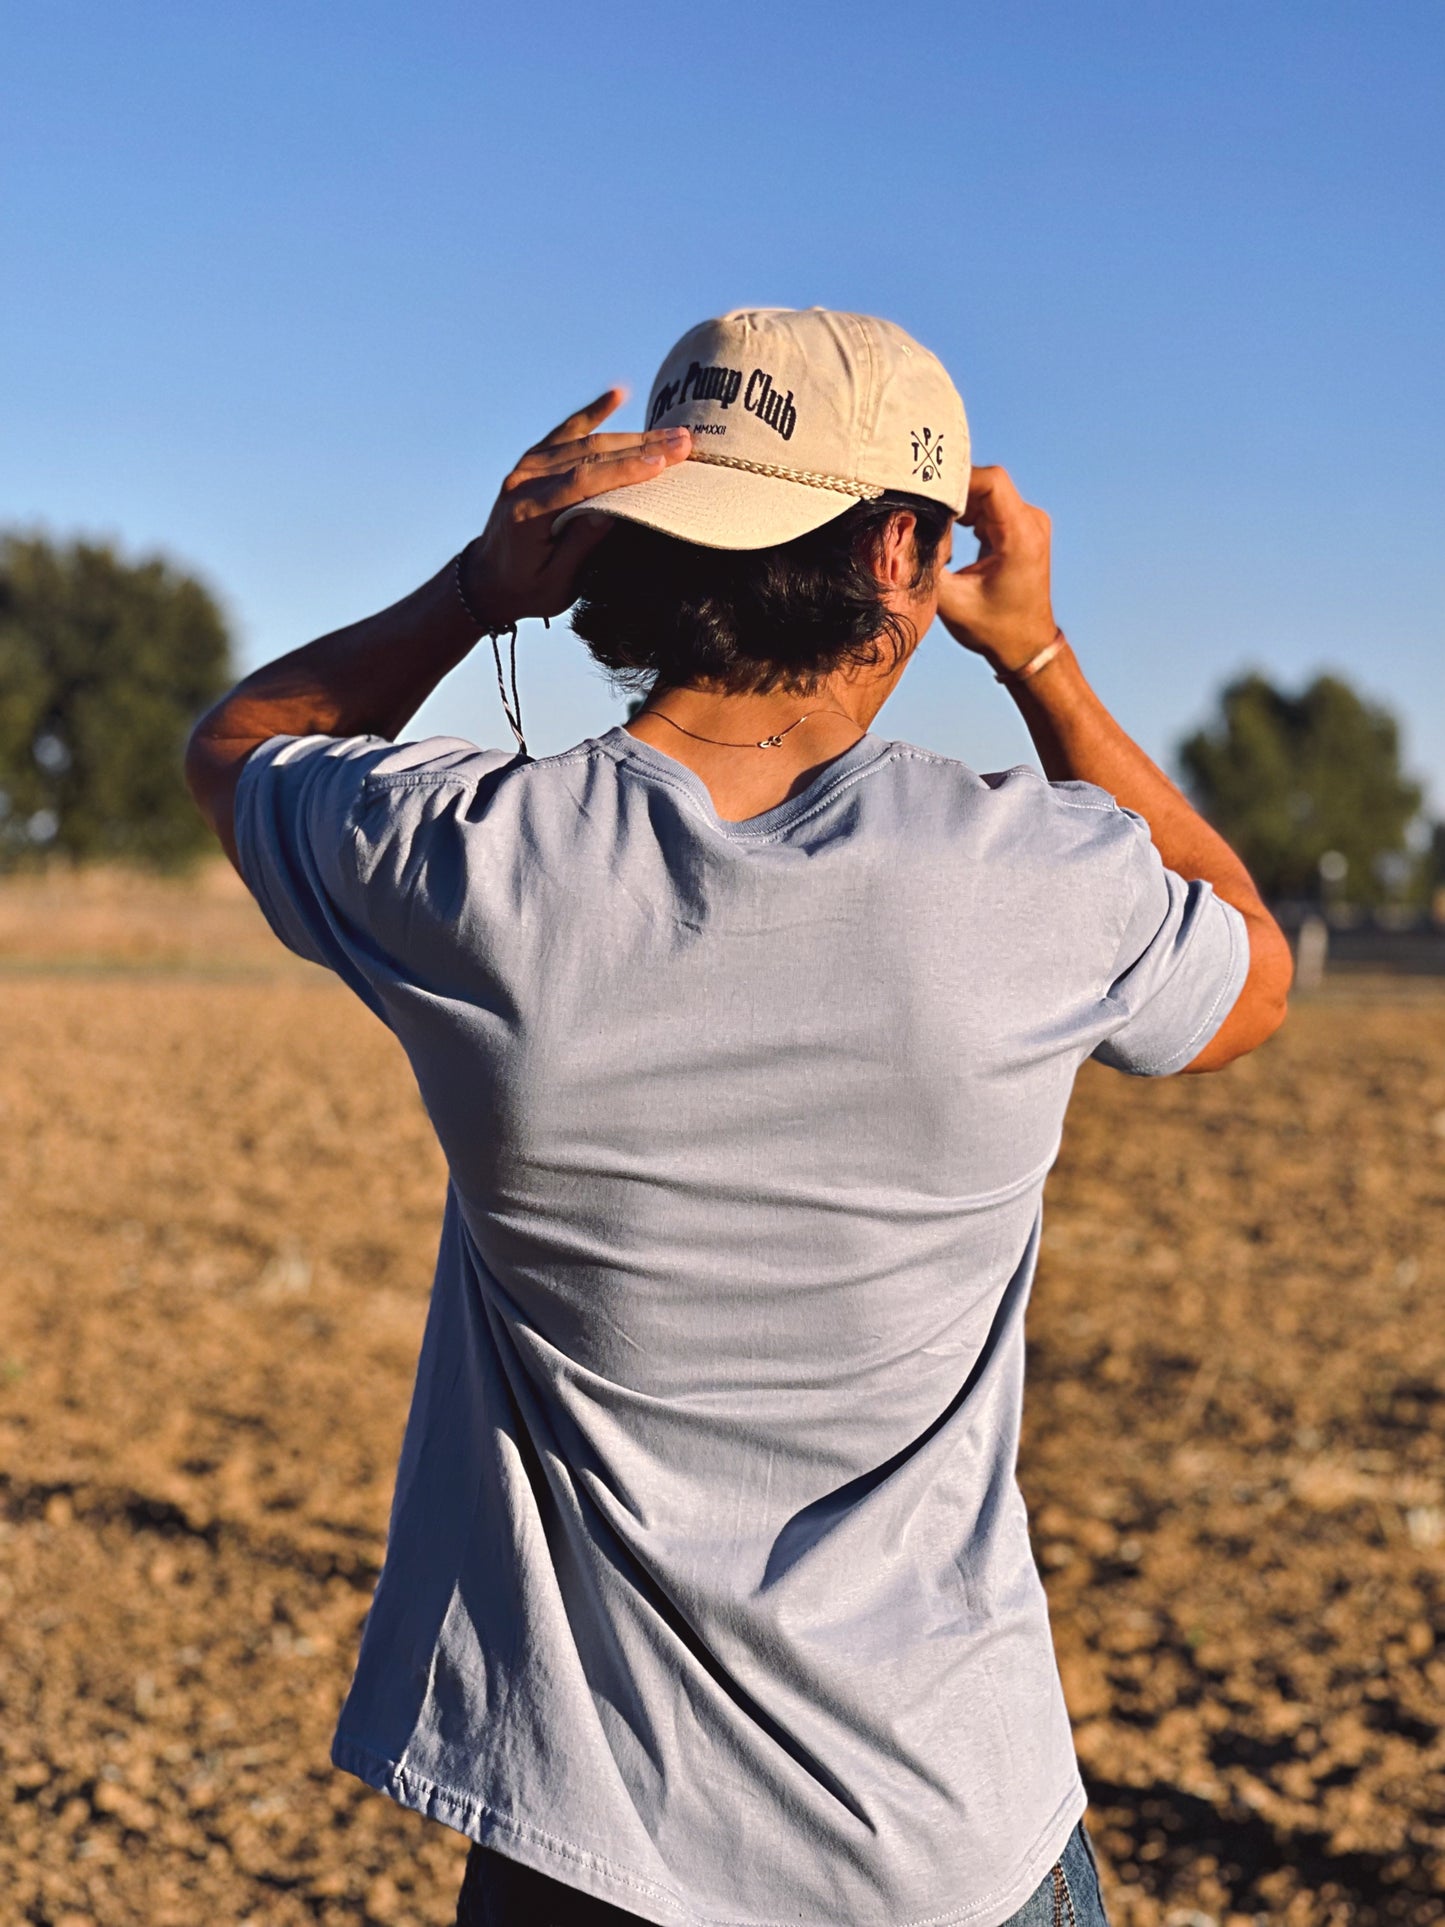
[3,868,1443,1927]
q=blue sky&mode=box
[4,1,1441,811]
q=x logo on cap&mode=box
[910,427,944,484]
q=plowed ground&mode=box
[2,870,1443,1927]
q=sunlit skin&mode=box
[187,386,1290,1075]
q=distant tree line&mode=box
[0,528,1439,908]
[0,533,231,867]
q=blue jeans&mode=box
[998,1820,1110,1925]
[456,1818,1111,1924]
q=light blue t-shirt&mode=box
[235,724,1248,1927]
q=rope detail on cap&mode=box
[686,449,885,499]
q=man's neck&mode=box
[622,664,905,823]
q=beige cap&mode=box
[553,307,970,551]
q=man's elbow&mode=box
[183,719,210,815]
[1183,919,1293,1073]
[183,713,246,871]
[184,717,224,833]
[1235,978,1292,1055]
[1246,917,1295,1038]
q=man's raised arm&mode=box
[185,394,691,869]
[935,466,1292,1072]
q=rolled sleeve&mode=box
[1089,810,1251,1077]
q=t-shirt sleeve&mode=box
[1087,805,1252,1077]
[232,731,506,1017]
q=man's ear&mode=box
[876,511,920,589]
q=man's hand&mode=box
[935,466,1059,674]
[458,389,692,631]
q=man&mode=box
[188,308,1291,1927]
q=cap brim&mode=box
[551,457,857,552]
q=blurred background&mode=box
[2,4,1443,1925]
[2,0,1442,931]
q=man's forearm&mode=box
[1008,641,1266,919]
[195,557,484,753]
[1009,640,1292,1069]
[185,398,691,871]
[185,556,486,868]
[936,466,1291,1068]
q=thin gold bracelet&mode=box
[995,631,1068,685]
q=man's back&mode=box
[234,720,1247,1926]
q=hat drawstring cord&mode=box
[489,622,531,760]
[453,545,534,761]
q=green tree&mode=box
[1178,673,1424,904]
[0,533,232,867]
[1424,820,1445,922]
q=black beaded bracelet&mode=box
[452,544,490,630]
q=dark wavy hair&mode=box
[570,491,954,698]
